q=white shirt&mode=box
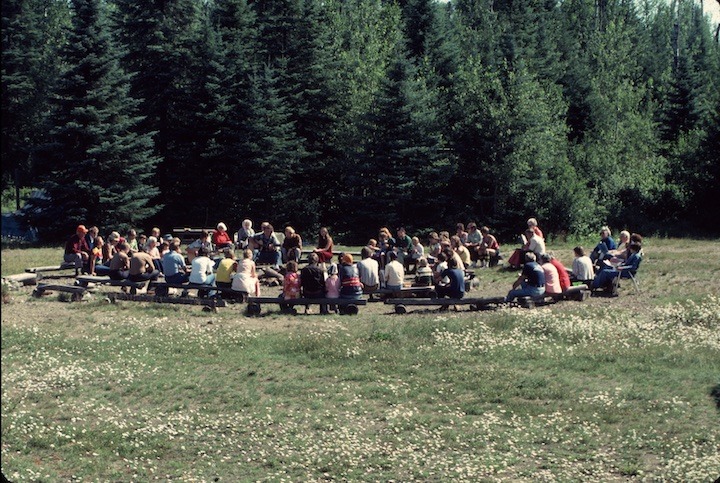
[357,257,380,287]
[189,256,215,284]
[528,235,546,258]
[384,260,405,287]
[572,256,595,281]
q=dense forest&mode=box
[2,0,719,242]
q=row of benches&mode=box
[32,273,590,316]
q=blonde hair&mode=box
[243,249,253,259]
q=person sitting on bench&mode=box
[231,249,260,296]
[570,246,594,283]
[505,252,545,302]
[162,242,190,284]
[254,223,282,268]
[189,246,216,288]
[282,226,303,264]
[212,222,234,250]
[436,257,465,299]
[129,248,161,283]
[338,254,363,300]
[108,242,131,280]
[64,225,91,276]
[301,253,326,300]
[383,251,405,292]
[413,258,433,287]
[215,248,238,290]
[357,247,380,293]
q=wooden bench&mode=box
[149,281,247,301]
[32,283,87,301]
[384,296,507,314]
[3,272,38,286]
[107,292,227,310]
[75,275,149,294]
[246,296,367,316]
[516,284,591,308]
[172,227,216,245]
[367,286,436,301]
[25,262,76,274]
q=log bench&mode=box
[367,286,436,301]
[25,262,77,274]
[149,281,247,301]
[107,292,227,310]
[32,283,87,301]
[384,296,507,314]
[516,284,591,308]
[245,296,367,316]
[75,275,149,294]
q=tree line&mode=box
[3,0,719,243]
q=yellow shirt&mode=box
[215,258,237,284]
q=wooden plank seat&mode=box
[75,275,149,294]
[3,272,38,286]
[516,285,591,309]
[245,296,367,316]
[384,296,507,314]
[367,286,436,301]
[551,284,590,302]
[32,283,87,301]
[107,292,227,310]
[149,281,247,300]
[25,262,76,274]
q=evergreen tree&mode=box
[113,0,209,228]
[1,0,68,194]
[32,0,159,239]
[344,43,448,237]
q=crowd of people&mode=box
[63,217,643,306]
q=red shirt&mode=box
[549,258,571,291]
[65,234,90,255]
[213,230,232,246]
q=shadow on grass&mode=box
[710,384,720,410]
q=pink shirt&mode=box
[542,262,561,294]
[283,272,301,299]
[325,275,340,298]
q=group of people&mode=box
[63,217,644,303]
[503,220,644,302]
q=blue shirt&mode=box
[523,261,545,288]
[441,268,466,298]
[162,251,186,277]
[601,236,617,251]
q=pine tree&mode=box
[1,0,68,194]
[32,0,159,239]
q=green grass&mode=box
[2,238,720,481]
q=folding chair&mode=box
[612,268,641,294]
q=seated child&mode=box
[413,258,433,287]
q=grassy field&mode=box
[2,238,719,481]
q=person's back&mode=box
[357,250,380,291]
[130,251,153,275]
[443,267,465,298]
[414,259,433,287]
[162,249,186,278]
[301,264,325,298]
[541,262,561,294]
[525,261,545,288]
[384,259,405,289]
[549,257,571,291]
[216,257,237,285]
[573,254,595,281]
[283,262,301,299]
[325,264,340,298]
[190,255,215,284]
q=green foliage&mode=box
[2,0,719,237]
[30,0,159,239]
